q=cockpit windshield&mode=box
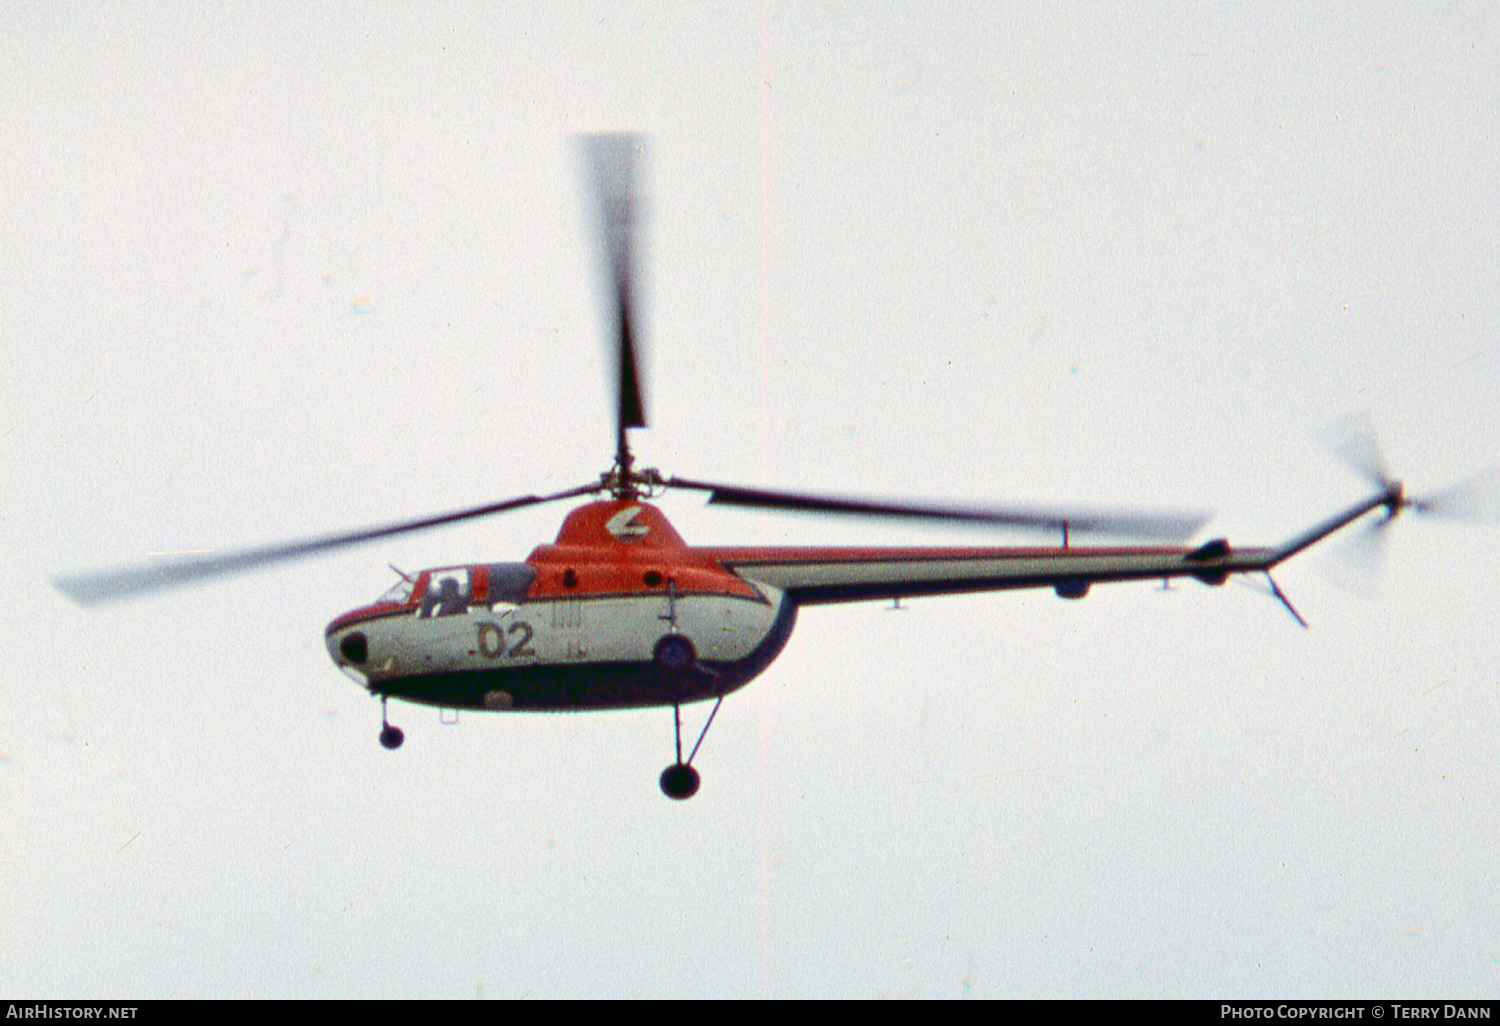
[377,576,417,606]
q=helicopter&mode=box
[54,134,1492,799]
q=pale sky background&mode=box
[4,2,1499,999]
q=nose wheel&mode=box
[660,762,700,799]
[378,696,404,750]
[660,696,723,800]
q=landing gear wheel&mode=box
[654,634,696,672]
[660,762,700,800]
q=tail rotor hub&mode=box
[1381,481,1407,521]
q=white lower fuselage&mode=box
[327,585,796,712]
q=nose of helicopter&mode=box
[325,617,371,679]
[333,628,368,665]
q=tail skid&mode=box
[1263,571,1309,629]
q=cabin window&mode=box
[485,563,537,606]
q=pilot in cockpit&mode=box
[422,575,468,617]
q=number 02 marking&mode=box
[477,621,535,659]
[506,621,535,658]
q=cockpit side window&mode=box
[420,568,472,617]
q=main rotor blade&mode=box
[54,482,603,606]
[668,478,1212,541]
[579,133,648,463]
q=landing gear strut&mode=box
[378,696,404,750]
[660,696,723,800]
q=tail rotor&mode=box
[1319,412,1498,590]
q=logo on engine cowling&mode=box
[605,505,650,542]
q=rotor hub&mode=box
[1382,481,1408,519]
[602,463,666,501]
